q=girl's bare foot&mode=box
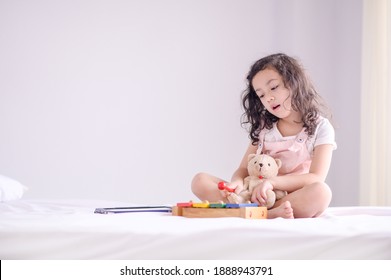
[267,201,294,219]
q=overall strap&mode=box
[295,128,308,144]
[256,130,266,154]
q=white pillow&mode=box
[0,174,27,202]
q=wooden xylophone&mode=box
[172,201,267,219]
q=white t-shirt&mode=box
[262,116,337,156]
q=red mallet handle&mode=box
[217,181,235,192]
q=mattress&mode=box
[0,199,390,259]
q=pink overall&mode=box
[257,128,312,176]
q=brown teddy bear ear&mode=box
[247,154,257,161]
[275,158,282,169]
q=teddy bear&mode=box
[226,153,287,209]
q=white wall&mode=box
[0,0,362,206]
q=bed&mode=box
[0,199,390,260]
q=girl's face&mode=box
[252,68,293,119]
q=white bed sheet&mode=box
[0,199,390,260]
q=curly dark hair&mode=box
[241,53,330,145]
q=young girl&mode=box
[191,53,336,219]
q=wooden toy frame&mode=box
[172,204,267,219]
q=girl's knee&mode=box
[191,172,209,194]
[312,182,332,201]
[307,182,332,216]
[191,172,206,186]
[191,172,224,201]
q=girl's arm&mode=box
[272,144,334,192]
[254,144,334,197]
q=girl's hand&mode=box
[251,180,274,206]
[230,179,244,194]
[218,180,244,198]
